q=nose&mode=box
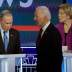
[34,16,36,21]
[58,14,61,18]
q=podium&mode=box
[63,52,72,72]
[0,53,72,72]
[0,54,26,72]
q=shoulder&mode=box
[49,23,58,31]
[9,28,19,35]
[10,28,19,32]
[55,23,63,28]
[50,24,61,36]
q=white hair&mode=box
[36,6,51,20]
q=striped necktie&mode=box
[3,31,8,52]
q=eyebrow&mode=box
[5,22,12,24]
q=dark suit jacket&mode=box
[0,28,21,54]
[36,24,63,72]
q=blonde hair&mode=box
[59,4,71,16]
[70,5,72,19]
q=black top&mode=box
[64,33,67,46]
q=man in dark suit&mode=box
[34,6,63,72]
[0,9,21,54]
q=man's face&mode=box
[1,14,13,31]
[34,9,45,26]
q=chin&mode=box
[39,24,42,27]
[5,29,10,31]
[59,20,64,23]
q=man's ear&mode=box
[44,16,49,21]
[0,18,2,22]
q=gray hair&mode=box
[36,6,51,20]
[0,9,12,18]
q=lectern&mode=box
[0,54,26,72]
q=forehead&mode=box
[35,8,43,14]
[2,14,12,19]
[59,9,66,14]
[59,9,64,12]
[2,14,13,23]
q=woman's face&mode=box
[58,9,68,23]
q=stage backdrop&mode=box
[0,0,64,53]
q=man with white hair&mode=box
[34,6,63,72]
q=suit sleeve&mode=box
[56,32,63,62]
[15,31,21,53]
[51,30,63,71]
[54,32,63,70]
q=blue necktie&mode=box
[3,31,8,52]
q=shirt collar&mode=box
[0,26,9,40]
[42,21,50,31]
[0,27,9,33]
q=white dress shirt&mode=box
[41,21,50,37]
[0,27,9,43]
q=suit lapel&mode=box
[7,29,14,49]
[37,24,53,44]
[0,32,4,45]
[41,24,52,39]
[0,32,5,52]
